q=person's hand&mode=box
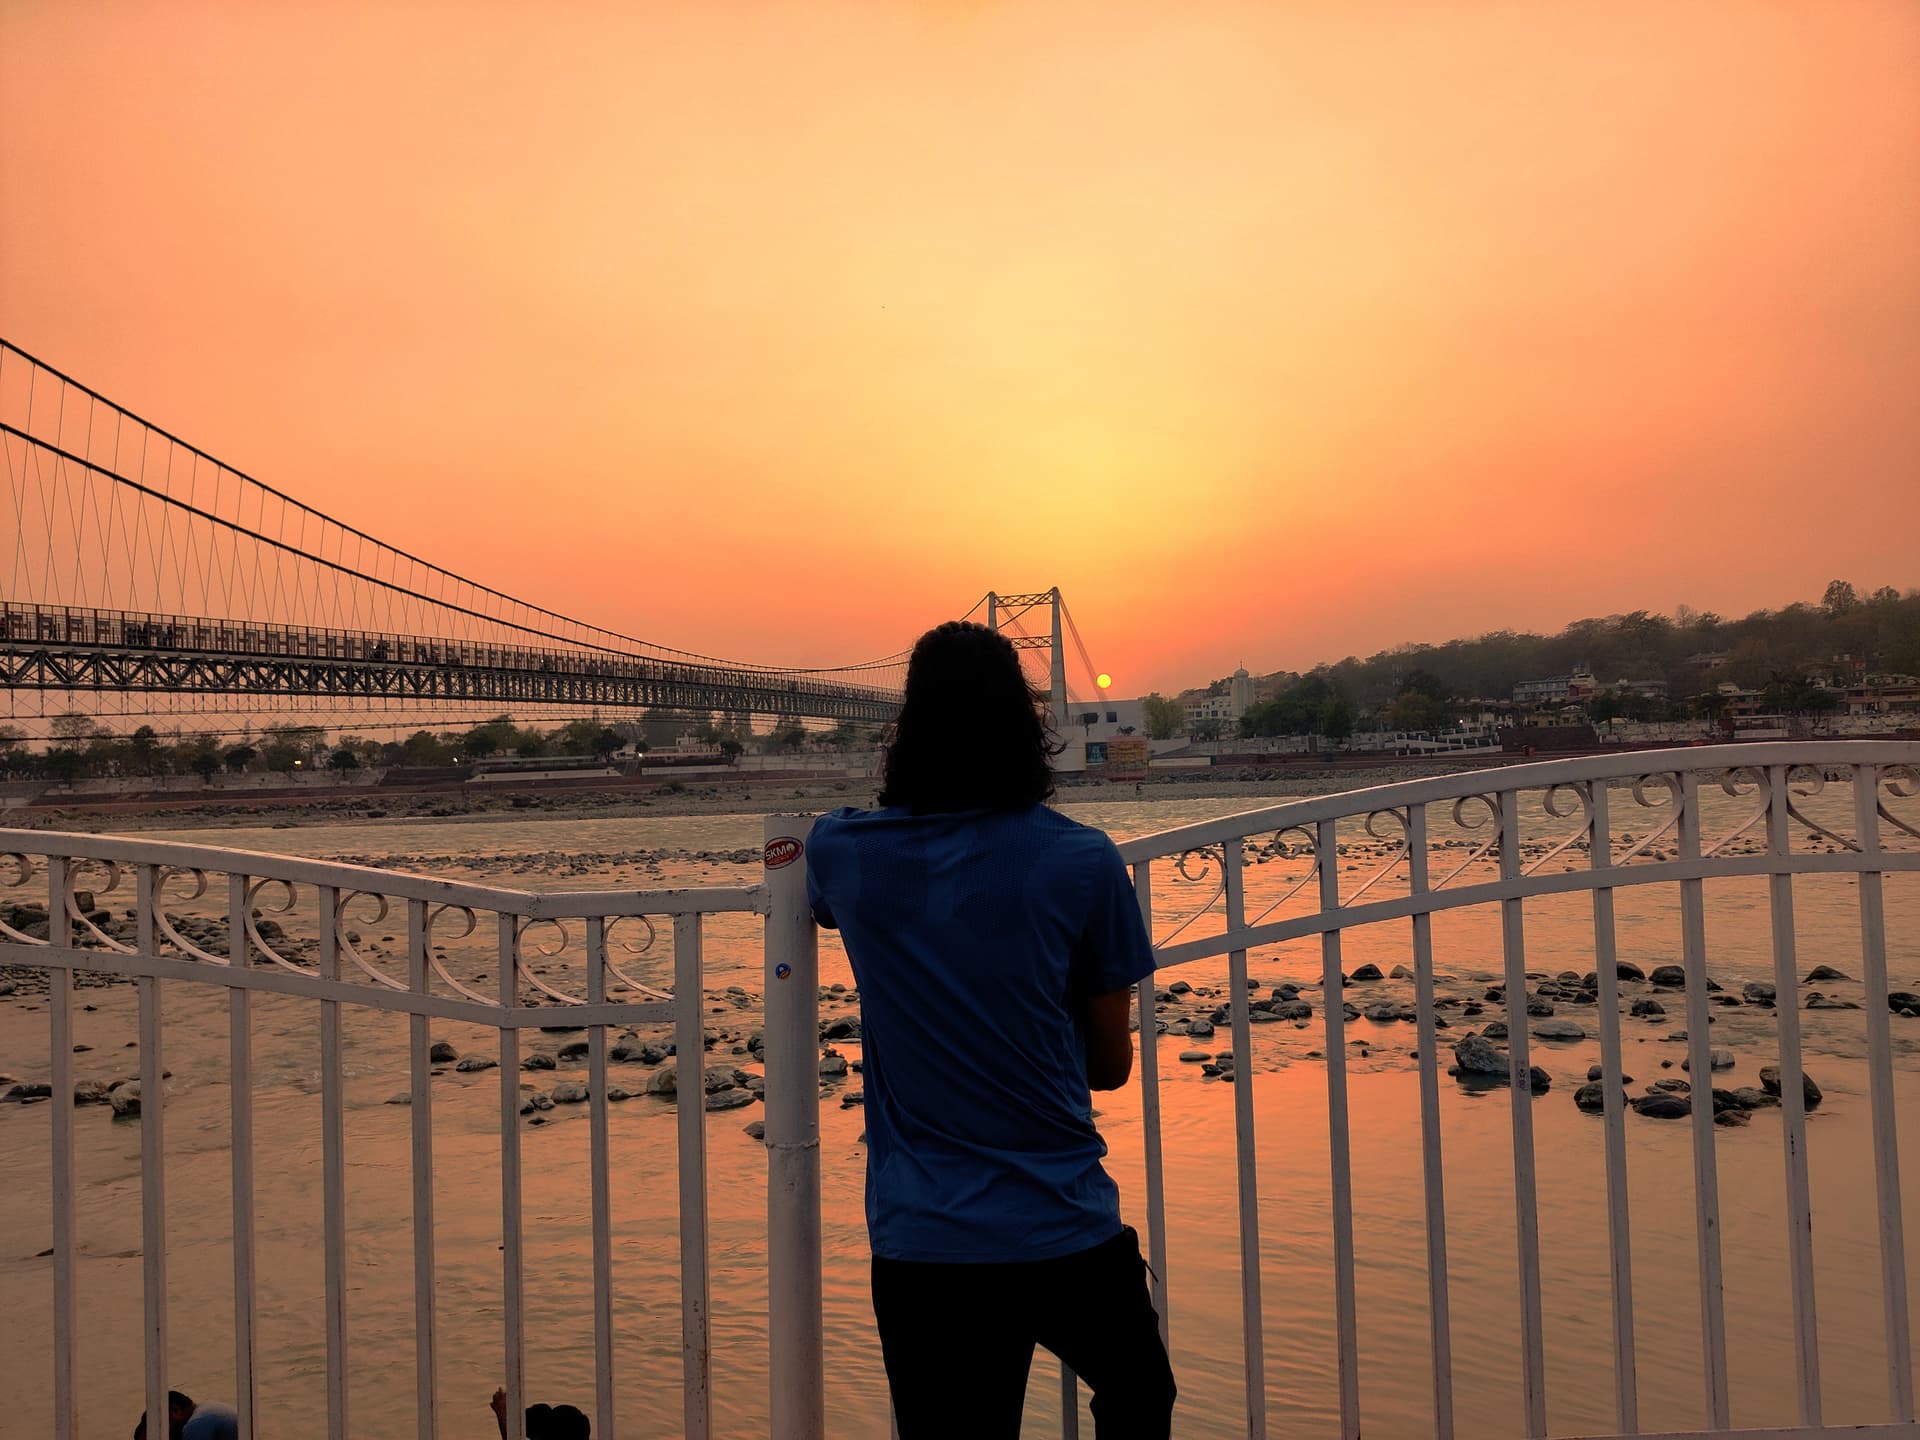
[491,1387,508,1438]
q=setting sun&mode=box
[1096,673,1112,691]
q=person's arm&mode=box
[1072,837,1159,1091]
[490,1388,509,1440]
[1082,987,1135,1090]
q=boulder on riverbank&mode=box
[1759,1065,1823,1108]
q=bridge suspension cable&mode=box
[1,340,908,677]
[1,340,923,731]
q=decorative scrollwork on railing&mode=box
[1615,773,1682,864]
[515,917,584,1004]
[244,878,309,975]
[1521,783,1594,877]
[1158,846,1227,947]
[0,852,47,946]
[153,866,229,965]
[1243,824,1321,923]
[1880,765,1920,844]
[1343,808,1409,903]
[1433,793,1501,889]
[335,890,405,990]
[1701,767,1770,858]
[423,902,494,1003]
[604,914,672,1000]
[1782,764,1862,852]
[61,856,134,952]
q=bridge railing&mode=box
[4,742,1918,1439]
[1,598,903,707]
[0,820,824,1440]
[1098,740,1919,1440]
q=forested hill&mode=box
[1213,581,1919,715]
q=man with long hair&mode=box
[807,621,1176,1438]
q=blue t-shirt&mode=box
[806,803,1159,1263]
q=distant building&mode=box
[1229,666,1254,717]
[1513,668,1596,709]
[1184,694,1239,725]
[1065,696,1148,742]
[1185,666,1256,729]
[1844,675,1920,716]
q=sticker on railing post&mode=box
[764,837,804,870]
[775,963,792,980]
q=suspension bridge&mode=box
[0,340,1108,742]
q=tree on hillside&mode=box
[1322,697,1354,746]
[1387,688,1448,733]
[1142,694,1185,740]
[1212,581,1919,715]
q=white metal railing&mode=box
[0,817,824,1440]
[1101,740,1919,1440]
[3,742,1918,1438]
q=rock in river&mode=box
[428,1041,459,1064]
[454,1054,497,1072]
[1451,1033,1508,1076]
[1632,1092,1691,1119]
[1648,965,1687,987]
[1531,1020,1585,1041]
[1759,1064,1823,1108]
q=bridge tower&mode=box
[983,589,1067,718]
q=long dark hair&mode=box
[877,621,1058,813]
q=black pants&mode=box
[871,1226,1176,1439]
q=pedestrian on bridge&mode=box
[806,620,1176,1439]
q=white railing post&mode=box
[764,815,824,1440]
[49,855,77,1440]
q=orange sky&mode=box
[3,2,1916,694]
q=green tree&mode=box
[717,737,744,764]
[1387,689,1448,732]
[222,743,259,773]
[1589,691,1621,731]
[327,747,360,771]
[262,740,304,773]
[189,748,221,782]
[49,711,96,743]
[1142,694,1186,740]
[1822,579,1859,616]
[1322,697,1354,746]
[399,730,454,766]
[129,725,160,775]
